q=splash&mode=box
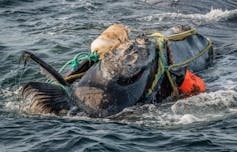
[3,87,237,128]
[141,8,237,23]
[111,89,237,128]
[172,90,237,115]
[1,87,23,111]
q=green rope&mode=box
[59,51,99,73]
[46,51,99,84]
[158,51,168,71]
[144,38,168,98]
[51,82,71,97]
[46,51,99,96]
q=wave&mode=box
[111,89,237,128]
[172,90,237,115]
[141,8,237,23]
[2,84,237,128]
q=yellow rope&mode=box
[166,69,179,96]
[166,38,213,96]
[168,38,212,69]
[158,36,179,96]
[146,34,171,97]
[146,29,213,98]
[166,29,197,41]
[64,72,86,81]
[62,29,213,99]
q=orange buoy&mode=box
[179,69,206,96]
[90,24,129,58]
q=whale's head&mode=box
[74,37,157,117]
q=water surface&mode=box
[0,0,237,151]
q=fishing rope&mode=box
[47,51,99,93]
[47,29,213,99]
[50,81,71,97]
[59,51,99,73]
[61,51,99,81]
[145,29,213,98]
[64,72,86,81]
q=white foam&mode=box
[4,101,21,111]
[1,87,23,111]
[172,90,237,115]
[176,114,203,124]
[111,89,237,127]
[181,8,237,21]
[3,87,237,128]
[141,8,237,23]
[0,87,21,98]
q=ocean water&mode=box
[0,0,237,151]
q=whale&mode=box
[20,25,214,117]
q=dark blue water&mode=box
[0,0,237,151]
